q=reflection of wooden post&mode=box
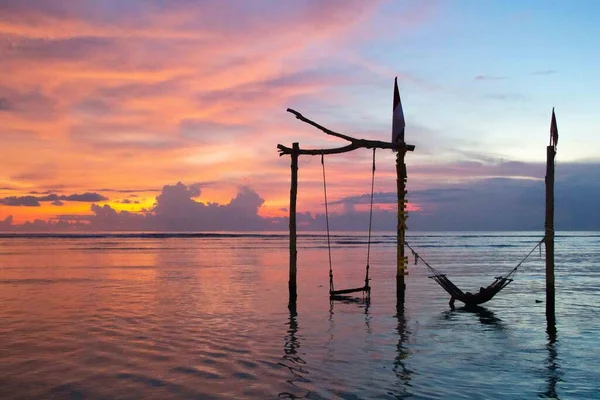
[396,145,407,305]
[289,143,299,309]
[394,303,411,387]
[545,145,556,329]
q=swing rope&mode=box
[321,153,334,293]
[364,148,376,289]
[321,150,377,298]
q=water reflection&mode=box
[364,300,372,335]
[441,306,506,330]
[465,306,505,329]
[328,296,372,334]
[394,304,411,398]
[278,308,310,399]
[542,329,561,399]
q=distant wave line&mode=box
[0,232,596,240]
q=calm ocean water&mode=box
[0,231,598,399]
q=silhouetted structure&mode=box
[321,151,373,300]
[278,82,559,325]
[546,108,558,331]
[406,238,544,307]
[402,109,559,312]
[277,78,414,309]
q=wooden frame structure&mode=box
[277,108,415,309]
[276,81,558,333]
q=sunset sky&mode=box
[1,0,599,231]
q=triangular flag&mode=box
[392,77,405,143]
[550,108,558,148]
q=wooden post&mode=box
[289,142,299,309]
[545,145,556,329]
[396,146,407,305]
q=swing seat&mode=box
[330,285,370,298]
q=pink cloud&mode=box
[0,1,444,226]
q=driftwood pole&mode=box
[289,142,299,309]
[545,144,556,329]
[393,77,408,306]
[396,146,408,305]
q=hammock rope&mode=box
[405,237,546,306]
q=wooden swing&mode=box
[321,149,377,300]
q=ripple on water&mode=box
[1,233,599,399]
[170,365,222,380]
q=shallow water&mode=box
[0,232,598,399]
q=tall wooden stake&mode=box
[545,145,556,329]
[288,142,299,309]
[396,146,407,305]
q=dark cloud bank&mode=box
[0,193,107,207]
[1,163,599,232]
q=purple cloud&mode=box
[93,188,159,193]
[63,193,108,202]
[474,75,505,81]
[0,97,12,110]
[0,192,108,206]
[0,196,41,207]
[0,88,57,120]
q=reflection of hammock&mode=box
[405,239,545,306]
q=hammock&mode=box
[431,274,513,307]
[405,239,545,307]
